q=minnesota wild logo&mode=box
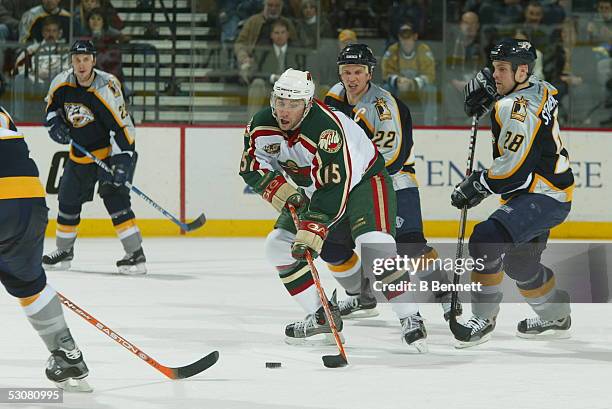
[318,129,342,153]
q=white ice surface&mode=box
[1,238,611,409]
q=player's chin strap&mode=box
[507,69,530,95]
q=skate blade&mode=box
[55,377,93,393]
[43,261,72,271]
[516,329,571,340]
[455,333,492,349]
[402,338,428,354]
[343,308,380,320]
[285,332,345,346]
[118,263,147,275]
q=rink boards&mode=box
[19,124,611,239]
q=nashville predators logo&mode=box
[108,78,122,98]
[374,98,392,121]
[511,96,528,122]
[318,129,342,153]
[64,103,95,128]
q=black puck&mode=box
[265,362,282,368]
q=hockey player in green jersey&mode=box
[453,38,574,347]
[239,68,428,352]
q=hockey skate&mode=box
[45,334,92,393]
[438,292,463,322]
[117,248,147,275]
[455,315,497,349]
[516,316,571,339]
[400,313,428,353]
[338,293,379,319]
[285,291,345,346]
[42,248,74,270]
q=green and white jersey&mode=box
[240,100,385,226]
[326,82,417,191]
[482,79,574,202]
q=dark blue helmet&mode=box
[490,38,537,74]
[337,43,377,72]
[70,40,96,56]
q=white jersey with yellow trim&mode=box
[325,81,417,191]
[481,79,574,202]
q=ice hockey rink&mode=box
[1,237,610,409]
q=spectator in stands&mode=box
[0,0,39,41]
[382,22,437,125]
[337,28,357,49]
[13,15,68,83]
[246,19,306,117]
[218,0,262,44]
[295,0,333,49]
[13,15,68,121]
[587,0,611,125]
[444,11,485,124]
[387,0,426,44]
[521,2,549,47]
[478,0,523,30]
[542,0,566,25]
[544,26,583,121]
[73,0,124,37]
[84,7,127,84]
[234,0,297,74]
[19,0,71,43]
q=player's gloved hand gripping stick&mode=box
[288,204,348,368]
[70,140,206,232]
[448,116,481,341]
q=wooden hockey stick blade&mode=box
[322,354,348,368]
[183,213,207,232]
[169,351,220,379]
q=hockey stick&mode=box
[70,141,206,232]
[57,292,219,379]
[288,205,348,368]
[449,116,480,341]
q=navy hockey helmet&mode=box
[70,40,97,56]
[337,43,377,73]
[490,38,537,75]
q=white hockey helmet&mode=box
[270,68,315,128]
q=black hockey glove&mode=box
[464,68,499,118]
[45,110,71,145]
[451,170,491,209]
[110,152,137,187]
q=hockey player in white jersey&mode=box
[452,38,574,347]
[323,44,459,321]
[239,69,427,351]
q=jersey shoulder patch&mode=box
[318,129,342,153]
[510,95,529,122]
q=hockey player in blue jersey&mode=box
[0,105,91,392]
[322,43,459,324]
[453,38,574,348]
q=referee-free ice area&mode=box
[1,237,610,409]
